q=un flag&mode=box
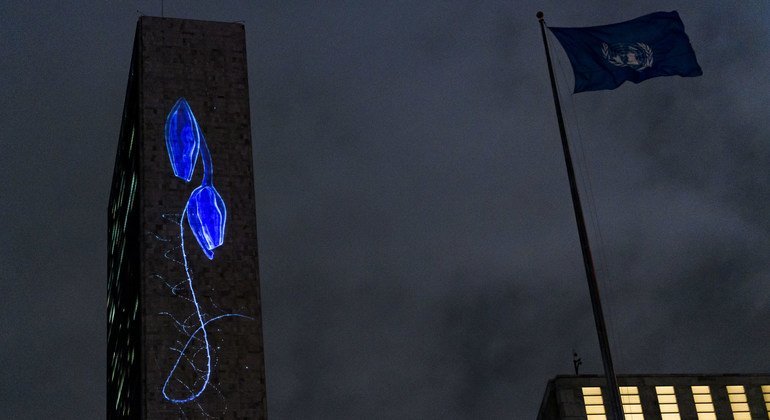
[549,11,702,93]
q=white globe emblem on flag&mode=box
[602,42,653,71]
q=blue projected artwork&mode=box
[187,185,226,260]
[158,97,250,409]
[165,97,227,259]
[165,98,201,182]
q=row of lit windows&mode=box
[726,385,750,420]
[691,385,714,419]
[109,126,135,220]
[107,62,138,418]
[765,386,770,417]
[620,386,643,420]
[109,172,136,257]
[582,385,770,419]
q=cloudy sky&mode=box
[1,1,769,418]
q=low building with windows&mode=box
[537,374,770,419]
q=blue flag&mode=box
[549,11,702,93]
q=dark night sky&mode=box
[1,1,769,418]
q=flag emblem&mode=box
[602,42,653,71]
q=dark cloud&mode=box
[1,1,768,418]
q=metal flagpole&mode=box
[536,11,624,420]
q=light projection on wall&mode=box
[164,98,226,260]
[158,97,250,408]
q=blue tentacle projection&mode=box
[162,207,212,403]
[161,208,252,403]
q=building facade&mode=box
[537,374,770,420]
[107,17,267,419]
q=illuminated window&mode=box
[692,386,716,420]
[762,385,770,419]
[620,386,644,420]
[726,385,750,419]
[582,387,607,420]
[656,386,681,420]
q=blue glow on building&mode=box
[160,208,251,404]
[186,185,226,260]
[165,98,202,182]
[162,206,212,403]
[159,98,246,405]
[163,97,226,259]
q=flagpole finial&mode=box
[537,11,544,21]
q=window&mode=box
[582,387,607,420]
[620,386,644,420]
[726,385,750,420]
[656,386,681,420]
[762,385,770,419]
[692,386,716,420]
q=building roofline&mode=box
[549,373,770,379]
[137,15,245,28]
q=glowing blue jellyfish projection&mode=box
[160,97,246,406]
[165,98,202,182]
[164,97,226,260]
[186,184,226,260]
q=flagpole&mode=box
[536,11,624,420]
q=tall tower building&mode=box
[107,17,267,419]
